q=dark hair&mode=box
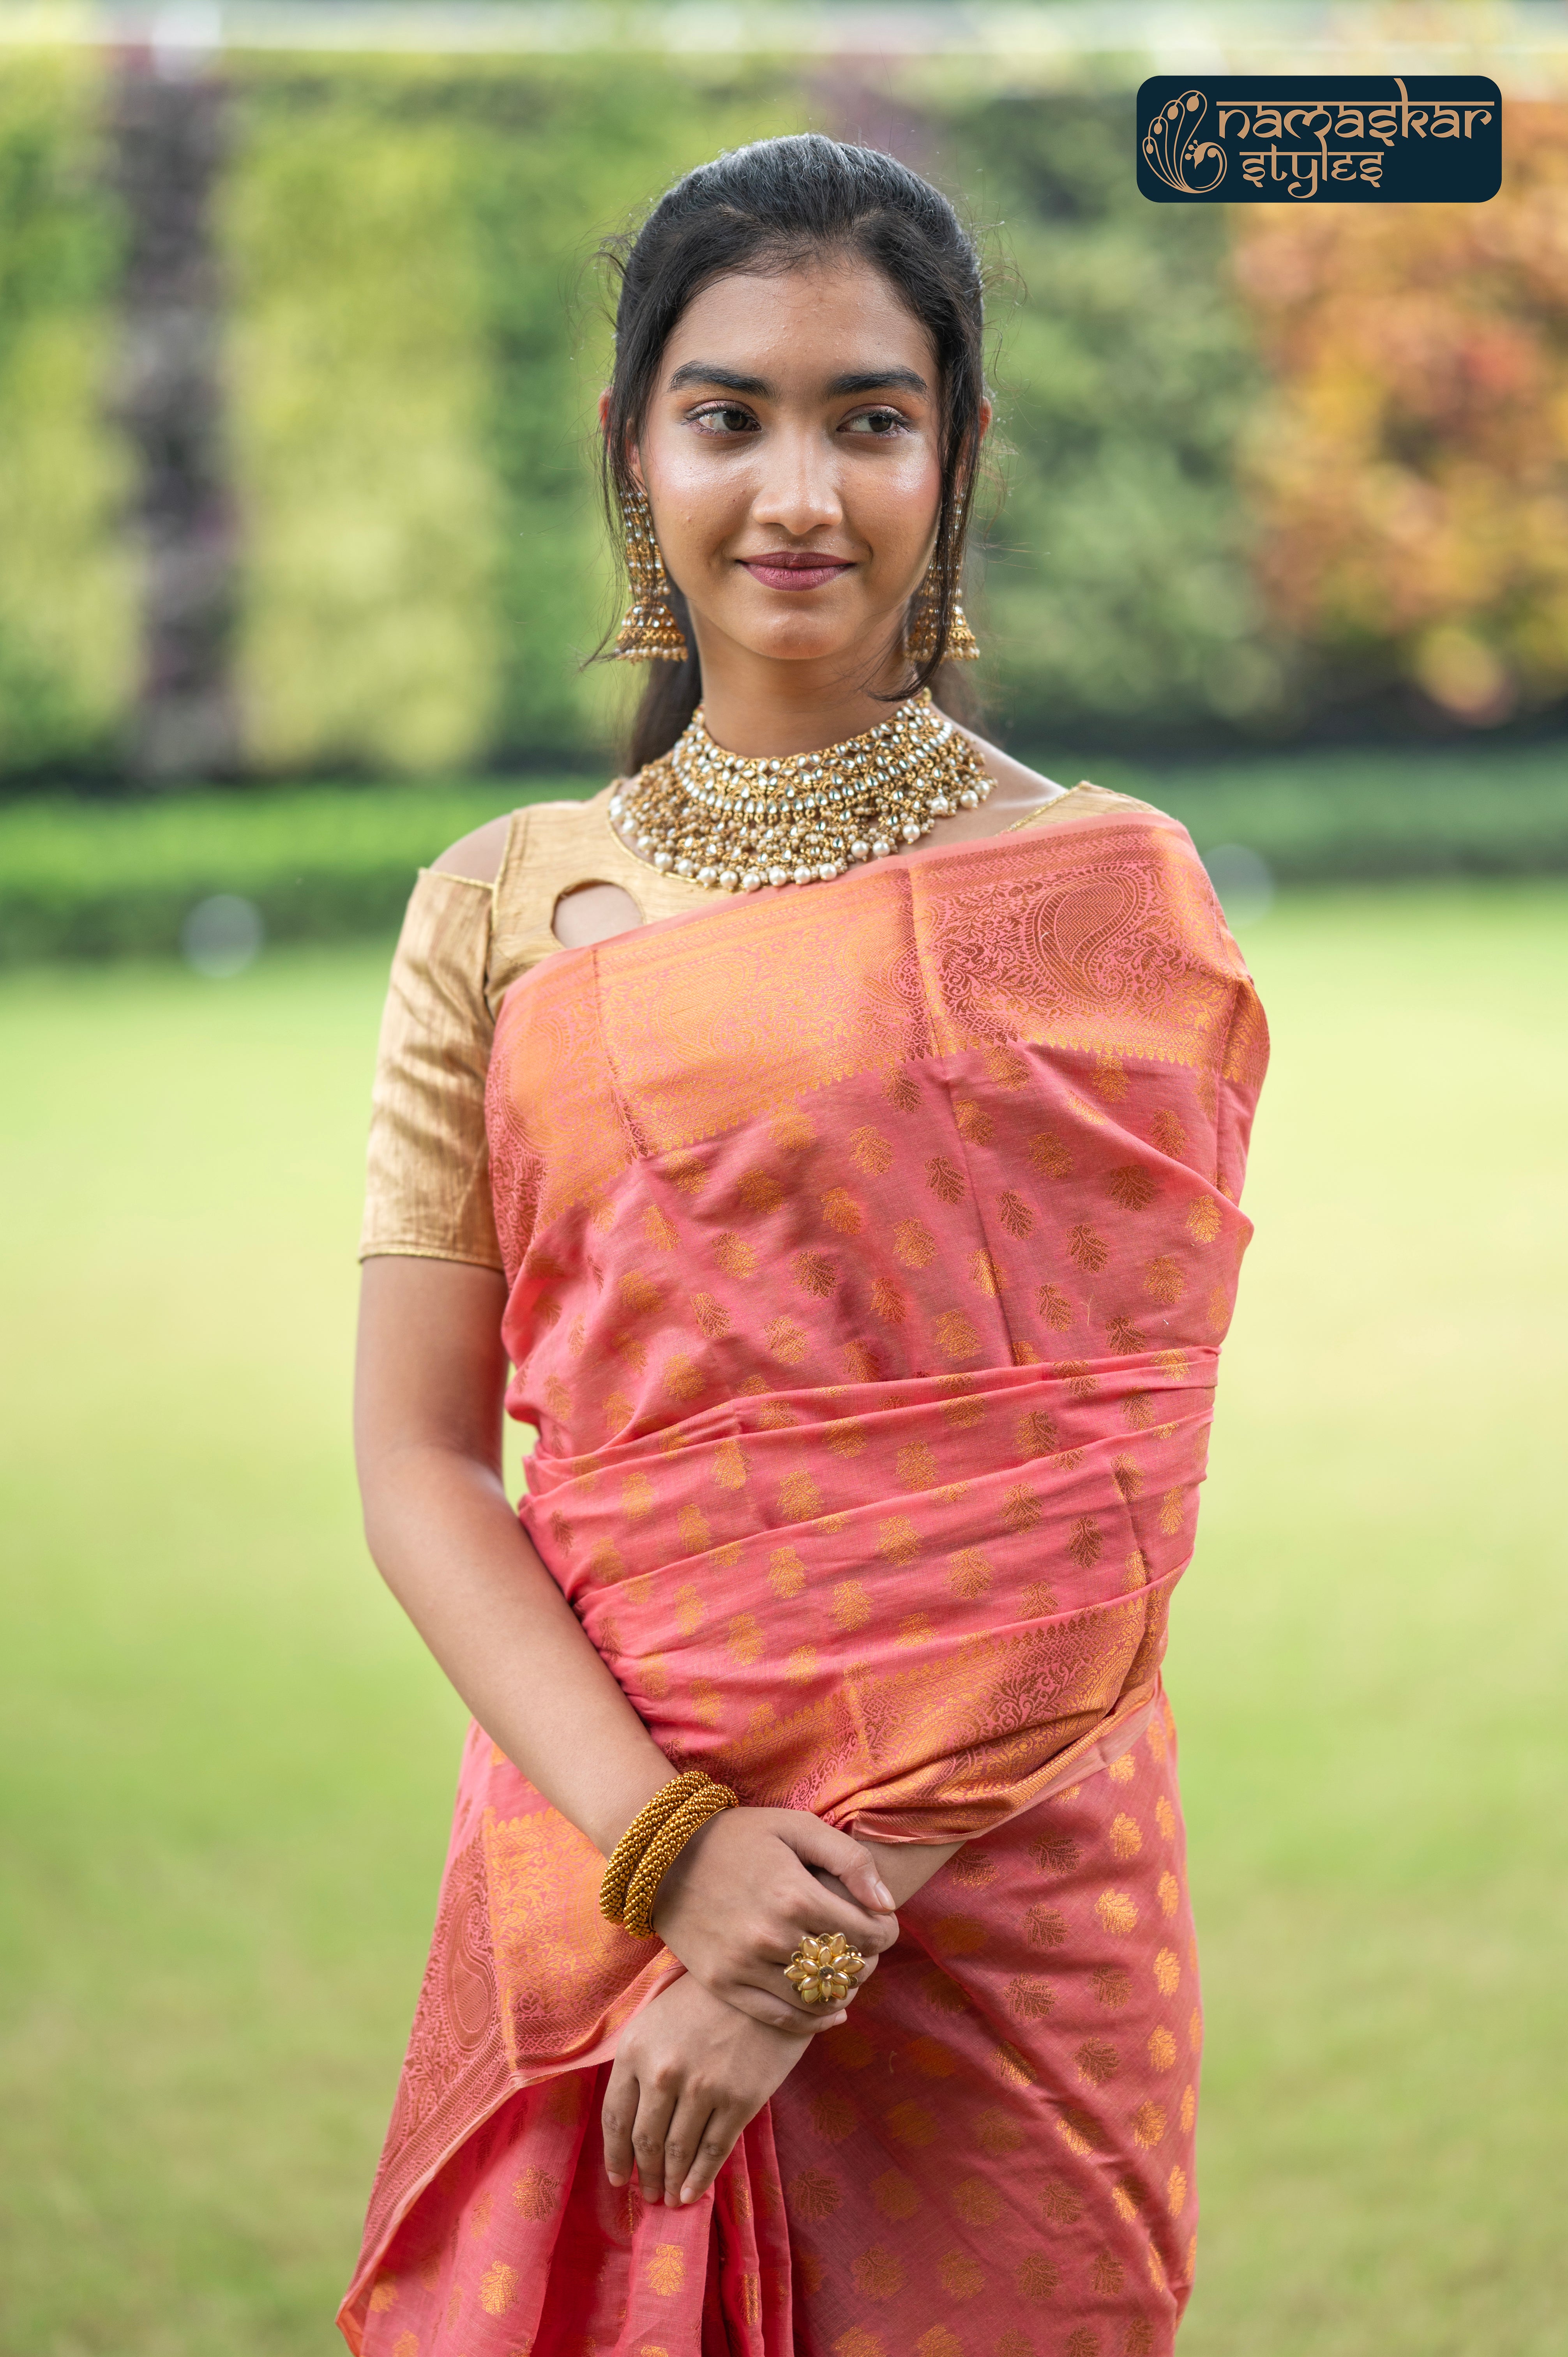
[598,134,989,771]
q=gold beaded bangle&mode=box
[598,1770,714,1926]
[622,1782,738,1940]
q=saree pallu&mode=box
[341,790,1267,2357]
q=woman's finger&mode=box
[779,1816,897,1918]
[660,2086,717,2209]
[602,2057,639,2188]
[629,2071,679,2203]
[721,1977,850,2035]
[679,2092,750,2206]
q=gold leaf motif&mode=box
[674,1582,704,1634]
[878,1514,920,1565]
[953,2177,1003,2225]
[917,2330,962,2357]
[611,1332,647,1373]
[1186,1195,1221,1242]
[367,2281,398,2313]
[1028,1130,1074,1179]
[793,1250,837,1297]
[1111,1812,1143,1860]
[512,2165,560,2221]
[1105,1164,1157,1212]
[842,1339,883,1382]
[1112,1454,1144,1500]
[975,2108,1024,2157]
[926,1154,966,1203]
[1003,1483,1042,1532]
[1075,2037,1120,2086]
[871,2168,921,2220]
[848,1125,893,1174]
[646,2242,686,2297]
[642,1204,679,1249]
[947,1546,993,1599]
[586,1540,623,1584]
[1144,1254,1185,1306]
[1155,1794,1177,1840]
[1017,2252,1060,2301]
[953,1099,994,1145]
[544,1373,570,1421]
[1037,1281,1073,1330]
[479,2261,520,2316]
[939,1382,985,1428]
[788,2166,843,2221]
[1106,1315,1147,1353]
[712,1437,747,1490]
[934,1309,982,1360]
[750,1317,803,1371]
[779,1468,821,1520]
[664,1151,707,1196]
[620,1268,664,1313]
[1096,1889,1139,1936]
[712,1230,758,1278]
[894,1440,938,1489]
[1006,1974,1056,2020]
[1093,1963,1132,2007]
[939,2249,986,2298]
[1190,2005,1203,2053]
[786,1643,816,1681]
[883,1068,920,1111]
[831,1580,871,1631]
[1158,1871,1181,1916]
[1092,2251,1125,2297]
[1148,2026,1178,2072]
[1043,2177,1084,2225]
[1167,2162,1188,2215]
[677,1503,710,1554]
[663,1353,702,1402]
[736,1169,784,1212]
[727,1612,763,1665]
[1026,1903,1068,1948]
[1121,1390,1155,1428]
[1067,1222,1109,1273]
[1022,1578,1059,1616]
[767,1546,807,1599]
[968,1247,1003,1295]
[997,1187,1035,1238]
[821,1187,864,1235]
[770,1108,815,1150]
[869,1277,906,1324]
[690,1291,730,1338]
[1155,1946,1182,1995]
[1108,1750,1137,1783]
[1132,2101,1168,2148]
[1093,1053,1129,1102]
[893,1218,937,1268]
[982,1042,1031,1089]
[1152,1108,1188,1157]
[1067,1513,1102,1568]
[851,2244,904,2299]
[620,1473,656,1519]
[1122,1549,1149,1590]
[1159,1488,1185,1535]
[825,1418,868,1458]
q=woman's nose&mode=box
[749,429,844,538]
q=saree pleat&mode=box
[342,793,1266,2356]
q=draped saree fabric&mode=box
[341,790,1267,2356]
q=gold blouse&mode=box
[360,775,1119,1270]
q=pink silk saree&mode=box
[341,789,1268,2357]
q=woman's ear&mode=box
[976,396,994,442]
[597,387,611,433]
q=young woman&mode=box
[341,136,1266,2357]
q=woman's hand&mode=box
[649,1804,899,2032]
[603,1972,823,2208]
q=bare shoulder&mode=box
[950,723,1069,828]
[431,811,514,885]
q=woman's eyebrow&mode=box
[667,363,770,394]
[828,368,929,396]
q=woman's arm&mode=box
[354,1254,905,2026]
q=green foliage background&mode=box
[0,51,1299,783]
[0,53,134,779]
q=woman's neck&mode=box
[689,630,914,758]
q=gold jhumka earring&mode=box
[612,483,688,661]
[905,519,980,663]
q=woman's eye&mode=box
[690,405,758,436]
[843,408,910,437]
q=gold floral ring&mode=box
[785,1931,867,2007]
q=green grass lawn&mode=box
[1,887,1564,2355]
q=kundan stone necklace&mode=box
[608,688,992,894]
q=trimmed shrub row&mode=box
[2,749,1562,968]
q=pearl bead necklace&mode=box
[607,689,992,894]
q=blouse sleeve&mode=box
[359,868,504,1271]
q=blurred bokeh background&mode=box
[2,4,1564,2353]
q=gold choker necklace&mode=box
[608,689,992,894]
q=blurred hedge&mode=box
[0,53,134,777]
[3,748,1563,967]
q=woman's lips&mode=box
[740,555,855,593]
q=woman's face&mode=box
[629,256,971,682]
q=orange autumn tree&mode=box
[1232,103,1568,726]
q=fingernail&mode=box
[680,2186,697,2204]
[607,2172,625,2187]
[874,1880,895,1908]
[828,2011,848,2025]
